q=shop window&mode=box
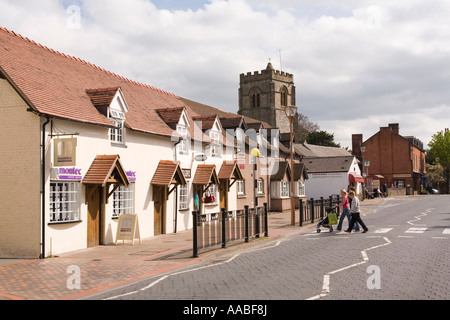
[49,182,80,223]
[204,185,218,205]
[112,184,135,217]
[179,184,189,210]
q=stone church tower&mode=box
[238,62,296,133]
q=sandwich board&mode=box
[115,214,141,245]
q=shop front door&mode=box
[153,186,166,236]
[87,186,102,247]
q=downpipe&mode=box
[40,116,50,259]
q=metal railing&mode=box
[192,203,268,257]
[299,195,341,227]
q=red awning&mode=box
[349,173,364,183]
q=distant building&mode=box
[294,143,363,199]
[352,123,426,195]
[238,62,296,134]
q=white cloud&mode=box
[0,0,449,148]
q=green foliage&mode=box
[306,130,341,148]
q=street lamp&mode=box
[284,105,298,226]
[251,148,260,210]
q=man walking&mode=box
[345,191,369,234]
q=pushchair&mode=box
[316,207,339,233]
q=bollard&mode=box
[310,198,315,223]
[244,205,249,243]
[299,198,304,227]
[264,203,268,237]
[255,207,260,239]
[320,197,324,220]
[192,211,199,258]
[221,208,227,248]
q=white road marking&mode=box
[374,228,393,234]
[307,237,391,300]
[103,239,285,300]
[405,227,427,233]
[443,228,450,235]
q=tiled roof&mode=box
[82,155,130,187]
[294,143,352,158]
[304,156,355,173]
[218,161,243,180]
[192,165,219,185]
[0,26,184,137]
[151,160,186,186]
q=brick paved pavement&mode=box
[0,199,384,300]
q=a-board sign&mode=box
[115,214,141,245]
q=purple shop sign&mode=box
[126,171,137,182]
[51,167,82,181]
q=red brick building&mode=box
[352,123,426,195]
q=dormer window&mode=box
[210,130,221,157]
[177,124,188,154]
[110,114,125,144]
[86,87,128,146]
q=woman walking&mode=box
[336,189,359,232]
[345,191,369,234]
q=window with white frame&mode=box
[112,184,135,217]
[297,181,305,196]
[177,125,188,154]
[257,179,264,195]
[179,184,189,210]
[49,182,80,222]
[210,130,221,157]
[237,180,245,196]
[110,118,124,144]
[281,181,289,198]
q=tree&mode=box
[294,113,319,143]
[427,128,450,193]
[306,130,341,148]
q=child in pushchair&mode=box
[316,207,339,233]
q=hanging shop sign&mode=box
[53,138,77,167]
[50,167,83,181]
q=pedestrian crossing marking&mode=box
[374,228,393,234]
[405,227,427,234]
[443,229,450,235]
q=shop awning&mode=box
[82,155,130,188]
[192,164,219,186]
[151,160,186,187]
[349,173,364,183]
[366,174,384,179]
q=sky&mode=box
[0,0,449,149]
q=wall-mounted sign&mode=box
[182,169,191,179]
[50,167,83,181]
[194,154,207,162]
[126,171,137,182]
[54,138,77,167]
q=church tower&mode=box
[238,62,296,133]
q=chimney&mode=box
[352,134,363,161]
[389,123,399,135]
